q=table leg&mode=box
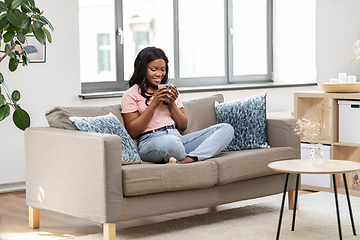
[276,173,289,240]
[333,174,342,240]
[291,174,300,231]
[343,173,357,236]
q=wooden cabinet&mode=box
[294,91,360,196]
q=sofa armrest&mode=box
[25,127,123,223]
[267,118,300,159]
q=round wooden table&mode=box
[268,159,360,240]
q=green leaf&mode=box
[0,104,10,121]
[10,0,25,10]
[13,108,30,130]
[28,0,35,7]
[33,7,39,13]
[0,2,7,12]
[5,0,12,9]
[33,28,45,45]
[0,72,4,83]
[3,31,15,42]
[11,90,20,101]
[0,15,9,30]
[8,57,19,71]
[16,31,25,43]
[32,19,43,31]
[39,16,53,32]
[8,51,16,59]
[43,27,51,43]
[21,15,30,29]
[0,94,6,106]
[22,54,28,66]
[5,43,10,52]
[7,10,23,27]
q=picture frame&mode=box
[16,35,46,63]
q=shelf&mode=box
[333,142,360,147]
[301,140,332,145]
[295,91,360,190]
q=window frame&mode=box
[81,0,273,94]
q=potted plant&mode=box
[0,0,53,130]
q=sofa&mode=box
[25,94,300,240]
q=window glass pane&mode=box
[79,0,116,83]
[98,34,111,73]
[178,0,225,78]
[233,0,268,76]
[123,0,174,80]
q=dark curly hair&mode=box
[129,47,169,105]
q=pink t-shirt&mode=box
[121,84,184,133]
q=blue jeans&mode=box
[138,123,234,163]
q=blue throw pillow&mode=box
[69,113,142,164]
[215,91,269,151]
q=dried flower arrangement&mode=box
[294,99,331,142]
[294,116,321,144]
[350,39,360,65]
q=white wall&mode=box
[4,0,355,191]
[316,0,360,82]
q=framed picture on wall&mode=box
[16,35,46,63]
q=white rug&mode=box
[74,192,360,240]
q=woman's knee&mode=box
[140,135,185,160]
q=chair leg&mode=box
[104,223,116,240]
[288,191,299,210]
[29,207,40,229]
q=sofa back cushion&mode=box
[46,94,224,134]
[180,94,224,135]
[46,104,124,130]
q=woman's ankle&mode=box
[179,156,197,164]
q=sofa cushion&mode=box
[180,94,224,135]
[46,104,124,130]
[69,113,142,165]
[122,161,219,196]
[215,91,269,151]
[209,147,295,185]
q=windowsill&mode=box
[79,81,317,100]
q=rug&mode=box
[73,192,360,240]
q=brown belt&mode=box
[137,125,176,139]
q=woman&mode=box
[121,47,234,164]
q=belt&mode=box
[138,125,176,139]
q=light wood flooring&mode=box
[0,190,314,240]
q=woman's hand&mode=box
[160,85,178,105]
[155,86,174,105]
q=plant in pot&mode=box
[0,0,53,130]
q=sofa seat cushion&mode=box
[122,161,219,197]
[210,147,295,185]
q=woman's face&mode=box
[146,58,166,90]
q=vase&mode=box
[310,143,324,166]
[318,121,326,140]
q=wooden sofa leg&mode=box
[29,207,40,229]
[288,191,299,210]
[104,223,116,240]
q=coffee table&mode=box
[268,159,360,240]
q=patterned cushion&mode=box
[69,113,142,164]
[215,92,269,151]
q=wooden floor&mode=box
[0,190,314,240]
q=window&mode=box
[79,0,272,93]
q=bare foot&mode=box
[178,157,197,164]
[168,157,178,163]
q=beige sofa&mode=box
[25,94,300,240]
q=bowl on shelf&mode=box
[317,82,360,93]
